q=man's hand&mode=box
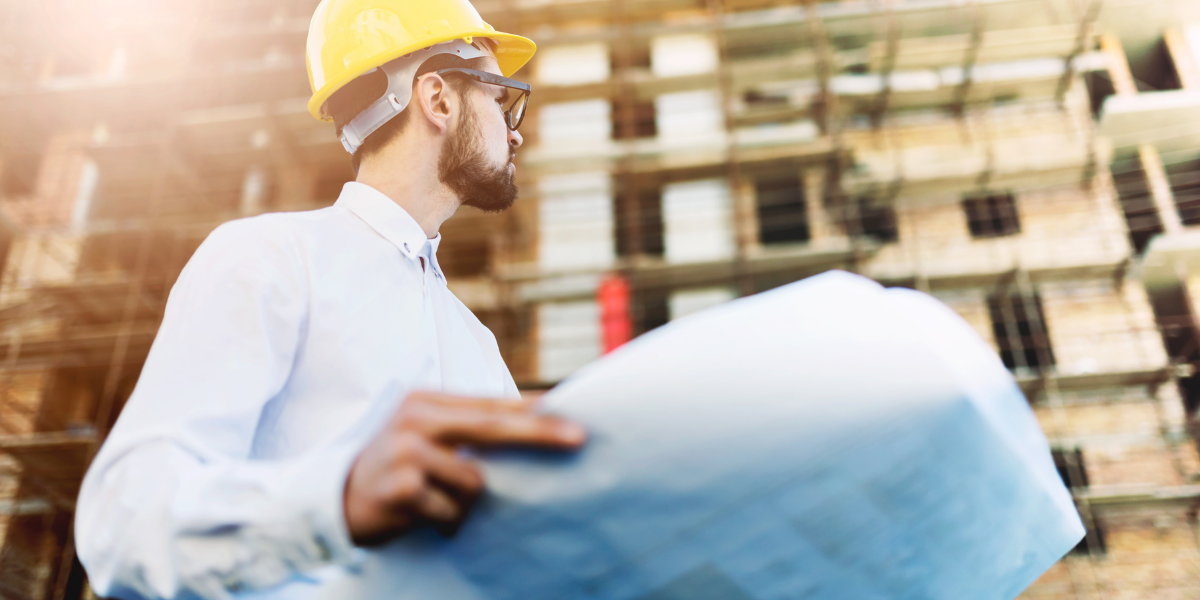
[343,391,586,546]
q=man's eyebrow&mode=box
[496,86,511,104]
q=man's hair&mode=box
[327,42,496,174]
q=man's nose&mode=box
[508,127,523,150]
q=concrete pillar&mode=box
[1164,28,1200,91]
[1101,35,1184,234]
[731,177,760,255]
[1099,33,1138,97]
[803,167,838,243]
[1138,143,1184,234]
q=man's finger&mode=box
[411,485,463,524]
[403,391,535,415]
[410,406,586,448]
[411,439,485,497]
[517,390,547,411]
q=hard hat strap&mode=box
[340,39,487,155]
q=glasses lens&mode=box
[506,93,528,130]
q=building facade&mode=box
[1,0,1199,598]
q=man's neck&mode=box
[356,152,459,239]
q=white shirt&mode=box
[76,182,520,600]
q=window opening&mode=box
[963,192,1020,238]
[1147,284,1200,415]
[615,182,664,257]
[756,174,809,245]
[1127,38,1183,93]
[988,291,1055,373]
[633,287,669,335]
[612,97,657,140]
[611,43,651,71]
[856,197,898,243]
[743,89,790,110]
[1081,70,1116,120]
[611,40,654,141]
[1168,155,1200,226]
[1112,154,1163,253]
[439,237,490,278]
[1051,448,1107,555]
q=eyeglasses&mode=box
[433,68,531,131]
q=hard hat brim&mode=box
[307,30,536,122]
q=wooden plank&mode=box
[0,498,54,516]
[0,432,96,451]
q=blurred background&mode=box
[2,0,1200,597]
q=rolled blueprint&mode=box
[319,270,1084,600]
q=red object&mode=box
[597,274,632,353]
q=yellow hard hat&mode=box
[305,0,536,122]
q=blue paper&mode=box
[317,271,1083,600]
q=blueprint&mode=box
[316,271,1084,600]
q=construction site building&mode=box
[1,0,1200,598]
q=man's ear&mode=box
[413,73,455,134]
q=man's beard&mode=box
[438,107,518,213]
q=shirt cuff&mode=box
[286,441,368,571]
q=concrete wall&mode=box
[1040,280,1168,376]
[537,98,612,148]
[1021,507,1200,600]
[662,178,736,264]
[1034,386,1195,488]
[650,33,717,78]
[865,185,1130,282]
[536,299,602,382]
[537,172,614,272]
[669,287,736,321]
[933,279,1167,378]
[537,42,610,86]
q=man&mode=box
[75,1,585,598]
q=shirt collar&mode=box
[336,182,443,270]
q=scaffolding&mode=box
[2,0,1200,598]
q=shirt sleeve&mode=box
[75,217,363,600]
